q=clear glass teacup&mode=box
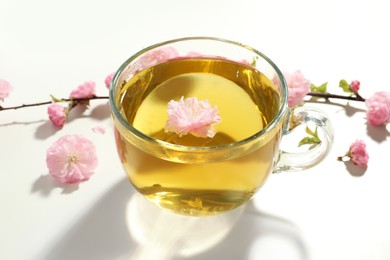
[109,37,333,216]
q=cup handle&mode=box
[273,106,334,173]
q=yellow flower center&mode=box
[67,155,77,164]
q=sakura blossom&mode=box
[46,135,98,184]
[338,139,369,168]
[283,70,311,107]
[0,79,12,101]
[131,46,179,75]
[348,139,369,167]
[365,91,390,126]
[47,102,67,127]
[70,81,96,99]
[165,96,221,138]
[105,72,115,89]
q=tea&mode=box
[115,58,281,215]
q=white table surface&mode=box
[1,0,390,259]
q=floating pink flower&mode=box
[0,79,12,101]
[47,102,67,127]
[365,91,390,126]
[348,139,369,167]
[283,70,311,107]
[165,96,221,138]
[105,72,115,89]
[46,135,98,184]
[349,80,360,93]
[70,81,96,99]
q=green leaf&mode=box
[305,125,317,137]
[250,58,257,67]
[50,94,62,103]
[298,126,321,149]
[298,137,319,147]
[310,82,328,93]
[339,79,352,94]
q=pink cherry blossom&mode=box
[105,72,115,89]
[92,125,106,135]
[0,79,12,101]
[145,46,179,64]
[365,91,390,126]
[348,139,369,167]
[46,135,98,184]
[70,81,96,99]
[283,70,311,107]
[131,46,179,75]
[349,80,360,93]
[47,102,67,127]
[165,96,222,138]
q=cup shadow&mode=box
[41,178,135,260]
[40,179,308,260]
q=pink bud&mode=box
[348,140,369,167]
[47,102,67,127]
[349,80,360,93]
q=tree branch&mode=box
[0,96,109,111]
[0,91,366,112]
[306,92,365,102]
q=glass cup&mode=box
[109,37,333,217]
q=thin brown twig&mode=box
[0,96,109,111]
[306,92,365,102]
[0,92,366,112]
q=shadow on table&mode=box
[366,124,390,143]
[42,179,308,260]
[31,174,80,196]
[344,161,367,177]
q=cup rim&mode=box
[109,36,288,152]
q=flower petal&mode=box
[46,135,98,184]
[165,97,221,138]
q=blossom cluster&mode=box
[0,74,114,184]
[47,81,96,127]
[286,70,390,168]
[1,52,389,183]
[45,74,114,128]
[44,75,114,183]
